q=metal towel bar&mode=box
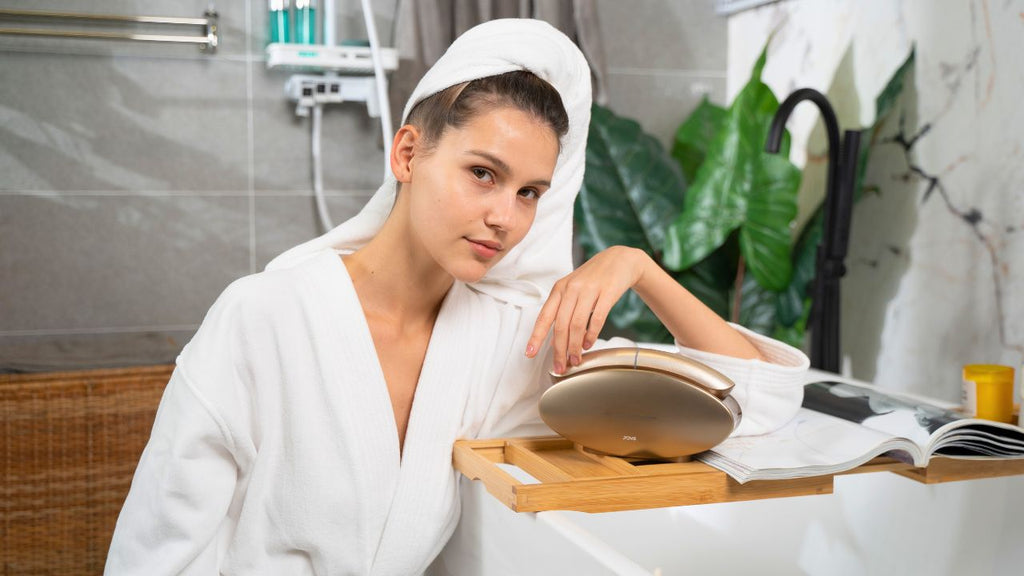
[0,8,219,52]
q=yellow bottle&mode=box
[962,364,1015,424]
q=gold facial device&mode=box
[539,347,742,460]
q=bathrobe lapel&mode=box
[324,252,494,574]
[369,282,494,575]
[320,254,406,569]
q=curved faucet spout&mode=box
[765,88,840,172]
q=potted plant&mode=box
[577,46,914,347]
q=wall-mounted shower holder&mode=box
[284,74,382,117]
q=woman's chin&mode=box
[447,260,492,284]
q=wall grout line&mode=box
[0,325,201,337]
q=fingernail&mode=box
[554,362,564,374]
[570,354,580,366]
[583,338,593,350]
[525,343,536,356]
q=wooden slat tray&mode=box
[453,436,1024,513]
[893,456,1024,484]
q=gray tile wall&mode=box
[596,0,727,148]
[0,0,726,372]
[0,0,392,371]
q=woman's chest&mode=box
[367,325,433,452]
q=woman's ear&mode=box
[390,125,420,184]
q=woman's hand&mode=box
[525,246,650,374]
[524,245,764,373]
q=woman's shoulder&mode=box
[232,252,338,301]
[207,252,338,324]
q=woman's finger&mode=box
[583,291,615,350]
[526,288,562,358]
[566,288,599,366]
[550,283,582,373]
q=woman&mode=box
[106,19,807,575]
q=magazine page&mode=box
[802,380,963,448]
[929,423,1024,458]
[697,407,924,483]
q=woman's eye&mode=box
[518,188,540,200]
[471,167,493,182]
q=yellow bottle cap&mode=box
[962,364,1015,423]
[963,364,1014,382]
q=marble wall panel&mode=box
[728,0,1024,401]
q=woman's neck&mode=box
[342,201,454,330]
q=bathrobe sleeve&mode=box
[476,320,808,440]
[571,325,808,436]
[669,323,809,436]
[106,280,257,575]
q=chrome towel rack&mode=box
[0,7,219,52]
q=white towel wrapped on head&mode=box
[267,18,592,307]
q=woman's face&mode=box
[403,106,561,283]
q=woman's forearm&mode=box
[632,250,763,360]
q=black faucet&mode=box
[765,89,861,374]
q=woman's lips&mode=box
[466,238,501,259]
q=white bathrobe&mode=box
[106,249,806,575]
[106,18,809,576]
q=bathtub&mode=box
[427,459,1024,575]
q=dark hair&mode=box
[405,70,569,151]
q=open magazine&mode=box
[697,380,1024,484]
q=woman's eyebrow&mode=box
[466,150,551,187]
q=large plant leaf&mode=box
[607,250,734,343]
[872,49,915,134]
[576,104,688,342]
[739,153,802,290]
[677,247,734,320]
[663,46,800,292]
[777,209,822,326]
[772,299,810,348]
[671,97,727,184]
[576,104,686,258]
[736,271,778,336]
[608,289,673,343]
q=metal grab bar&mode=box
[0,8,219,52]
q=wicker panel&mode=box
[1,366,174,575]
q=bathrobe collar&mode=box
[318,250,493,573]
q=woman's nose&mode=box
[484,190,517,231]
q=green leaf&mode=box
[677,248,735,320]
[609,251,734,344]
[873,48,915,127]
[739,153,802,291]
[777,209,822,326]
[737,271,778,336]
[609,289,673,343]
[663,45,800,292]
[576,104,688,343]
[576,104,686,259]
[671,97,727,183]
[772,300,809,348]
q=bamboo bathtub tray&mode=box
[453,436,1024,513]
